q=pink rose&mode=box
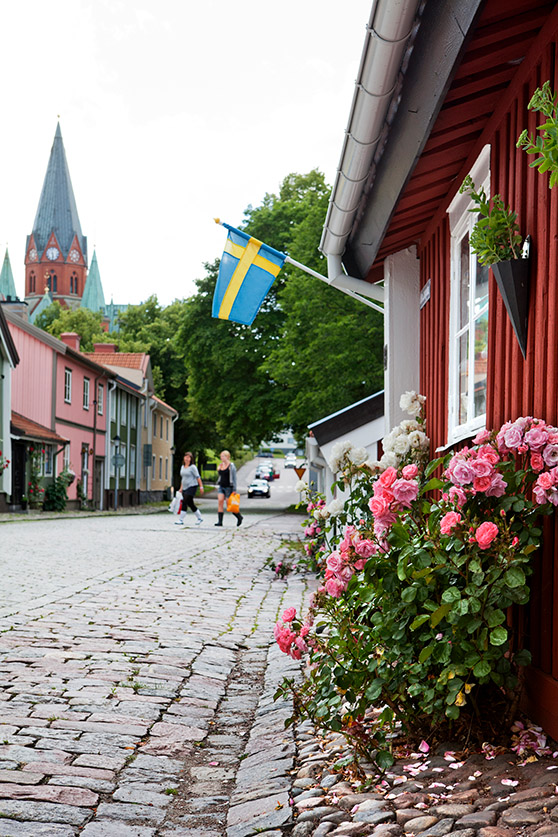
[473,475,492,493]
[537,472,553,490]
[451,461,475,485]
[440,511,461,535]
[402,464,419,479]
[485,473,507,498]
[530,452,544,472]
[369,494,390,518]
[300,624,310,638]
[354,538,376,558]
[354,558,367,570]
[391,478,419,507]
[525,426,549,451]
[448,486,467,508]
[477,445,500,465]
[325,577,345,598]
[282,607,297,623]
[339,565,354,583]
[543,445,558,467]
[379,466,398,488]
[326,552,344,574]
[473,429,491,444]
[475,521,499,549]
[471,458,493,478]
[503,425,523,449]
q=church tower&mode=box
[25,124,88,313]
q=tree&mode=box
[41,306,109,352]
[181,169,384,446]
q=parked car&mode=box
[258,450,274,458]
[284,453,297,468]
[247,478,271,498]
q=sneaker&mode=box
[174,520,183,525]
[196,517,203,525]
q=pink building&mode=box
[4,308,114,508]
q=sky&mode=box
[1,0,372,307]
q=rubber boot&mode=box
[215,512,224,527]
[234,512,243,527]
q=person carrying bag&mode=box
[215,450,243,527]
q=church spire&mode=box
[30,123,87,262]
[0,248,17,300]
[81,250,106,312]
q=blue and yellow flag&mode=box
[212,223,287,325]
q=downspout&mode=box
[320,0,422,298]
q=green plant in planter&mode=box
[459,175,523,265]
[517,81,558,187]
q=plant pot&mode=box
[491,256,530,359]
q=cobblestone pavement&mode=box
[0,510,314,836]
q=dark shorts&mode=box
[218,486,234,498]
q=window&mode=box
[30,272,36,293]
[63,444,70,471]
[111,389,116,422]
[64,368,72,403]
[121,443,127,475]
[81,445,89,497]
[447,145,490,442]
[83,378,90,410]
[152,454,155,472]
[153,415,157,438]
[120,392,127,424]
[159,456,162,480]
[47,272,57,292]
[70,272,78,294]
[130,401,137,428]
[166,419,169,441]
[160,416,163,437]
[110,441,116,477]
[165,457,168,481]
[44,446,53,476]
[130,444,136,478]
[97,383,104,416]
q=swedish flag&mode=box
[212,223,287,325]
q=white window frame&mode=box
[83,377,90,410]
[111,389,116,422]
[43,445,53,476]
[63,444,70,471]
[120,392,127,425]
[130,444,136,478]
[447,145,491,444]
[97,383,104,416]
[64,368,72,404]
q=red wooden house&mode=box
[321,0,558,736]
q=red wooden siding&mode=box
[416,29,558,737]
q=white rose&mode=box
[327,498,344,516]
[348,446,368,466]
[393,435,411,455]
[408,430,429,449]
[379,451,398,469]
[295,480,307,492]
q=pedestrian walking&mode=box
[175,452,204,525]
[215,449,243,527]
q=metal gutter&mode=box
[320,0,422,294]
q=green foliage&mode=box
[43,470,73,511]
[40,305,109,352]
[181,169,383,447]
[27,445,44,508]
[274,408,554,760]
[459,175,523,265]
[517,81,558,188]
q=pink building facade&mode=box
[4,308,114,507]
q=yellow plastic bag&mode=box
[227,492,240,514]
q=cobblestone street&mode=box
[0,511,311,836]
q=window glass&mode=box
[64,368,72,403]
[130,444,136,478]
[83,378,90,410]
[98,384,104,416]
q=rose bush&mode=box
[274,397,555,765]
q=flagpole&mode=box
[214,219,384,315]
[284,256,384,314]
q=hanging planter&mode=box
[491,243,530,359]
[459,178,530,358]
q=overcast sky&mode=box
[1,1,371,306]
